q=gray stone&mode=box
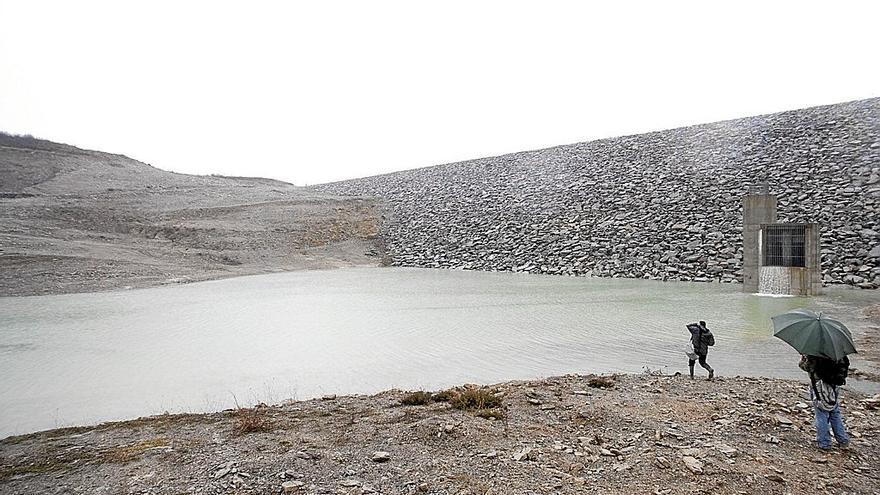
[281,481,304,493]
[371,451,391,463]
[682,456,704,474]
[512,447,534,461]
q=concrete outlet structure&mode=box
[742,184,821,296]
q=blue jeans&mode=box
[814,403,849,449]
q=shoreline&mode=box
[4,366,880,442]
[3,263,878,299]
[2,373,879,494]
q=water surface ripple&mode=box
[0,267,875,438]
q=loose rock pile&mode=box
[316,98,880,288]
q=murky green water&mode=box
[0,267,875,438]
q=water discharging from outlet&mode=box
[758,266,791,295]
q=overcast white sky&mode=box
[1,1,878,185]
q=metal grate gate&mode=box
[763,225,806,267]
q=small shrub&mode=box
[431,389,456,403]
[587,376,615,389]
[475,408,505,420]
[401,391,433,406]
[232,408,273,435]
[450,389,502,410]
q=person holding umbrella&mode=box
[772,309,856,451]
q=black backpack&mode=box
[814,356,849,386]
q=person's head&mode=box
[699,320,707,329]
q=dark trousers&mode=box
[689,354,713,373]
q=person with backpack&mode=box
[799,354,851,451]
[686,321,715,380]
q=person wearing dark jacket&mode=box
[687,321,715,380]
[799,354,851,450]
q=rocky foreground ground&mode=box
[317,98,880,289]
[0,133,384,297]
[2,373,879,495]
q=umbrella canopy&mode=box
[771,308,857,361]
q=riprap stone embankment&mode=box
[316,98,880,288]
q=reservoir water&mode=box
[0,267,876,438]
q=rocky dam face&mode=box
[315,98,880,289]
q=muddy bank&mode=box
[0,134,386,297]
[2,373,879,495]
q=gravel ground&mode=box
[2,373,879,495]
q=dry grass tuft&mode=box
[450,388,502,411]
[401,391,433,406]
[431,389,456,403]
[587,376,615,389]
[101,437,169,464]
[475,408,505,420]
[0,457,79,481]
[232,407,273,435]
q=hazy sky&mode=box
[1,2,878,185]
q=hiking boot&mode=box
[707,370,714,380]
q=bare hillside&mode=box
[0,134,384,296]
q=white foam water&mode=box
[758,266,791,295]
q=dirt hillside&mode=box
[0,133,385,296]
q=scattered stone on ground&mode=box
[3,373,879,494]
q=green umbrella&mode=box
[771,308,857,361]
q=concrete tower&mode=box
[742,183,821,296]
[742,183,777,293]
